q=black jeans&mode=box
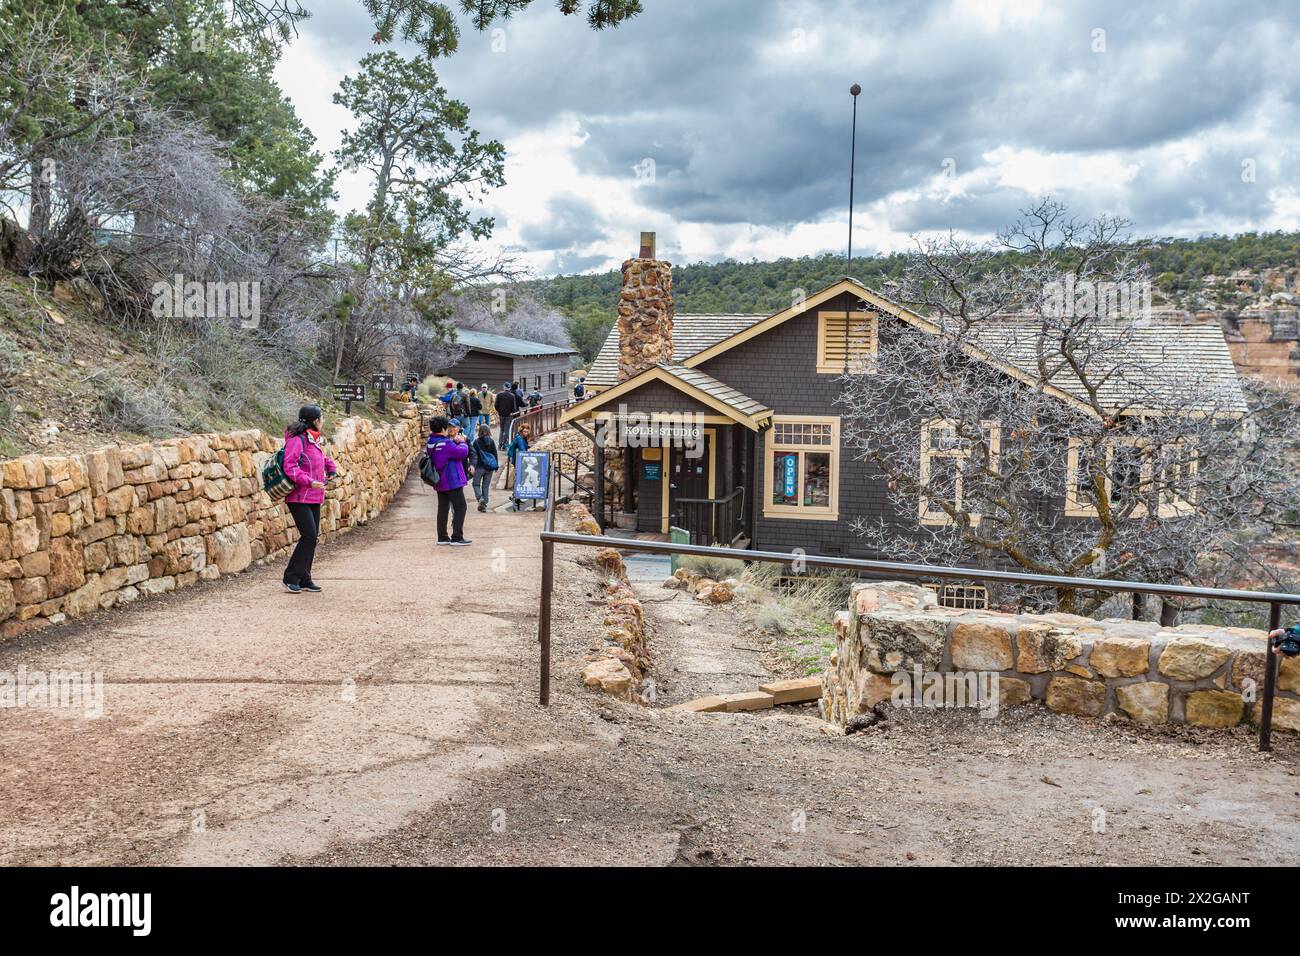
[284,502,321,585]
[436,487,467,541]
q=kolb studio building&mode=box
[561,233,1242,559]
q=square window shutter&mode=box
[821,314,874,368]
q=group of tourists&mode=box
[420,414,533,544]
[276,374,560,588]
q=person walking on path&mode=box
[479,383,493,430]
[466,388,485,437]
[282,404,337,593]
[468,423,499,512]
[506,421,531,512]
[427,415,473,546]
[439,381,457,417]
[494,380,518,447]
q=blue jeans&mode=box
[472,468,494,504]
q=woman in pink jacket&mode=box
[282,404,338,593]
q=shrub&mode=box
[676,554,747,581]
[756,605,789,635]
[96,380,184,437]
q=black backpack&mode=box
[417,442,442,488]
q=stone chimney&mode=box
[617,232,675,381]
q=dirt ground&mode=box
[1,480,1298,867]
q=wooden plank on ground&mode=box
[667,695,728,713]
[759,677,824,706]
[720,691,775,712]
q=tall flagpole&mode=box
[845,83,861,371]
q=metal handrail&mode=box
[671,486,746,545]
[536,457,1298,748]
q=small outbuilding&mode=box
[438,329,578,403]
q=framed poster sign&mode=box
[514,451,549,501]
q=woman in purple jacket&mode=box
[282,404,338,593]
[427,415,473,546]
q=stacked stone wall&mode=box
[820,582,1297,732]
[0,407,428,640]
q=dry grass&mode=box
[0,270,410,459]
[739,563,858,676]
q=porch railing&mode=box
[537,455,1300,751]
[509,399,566,443]
[671,487,746,546]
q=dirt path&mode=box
[2,480,1299,867]
[0,477,557,865]
[634,581,771,705]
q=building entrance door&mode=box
[668,436,712,541]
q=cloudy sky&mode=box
[274,0,1300,277]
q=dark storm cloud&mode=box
[518,193,609,248]
[294,0,1300,262]
[888,190,1035,236]
[1123,145,1292,231]
[549,250,614,275]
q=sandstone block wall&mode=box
[820,582,1298,733]
[0,407,427,641]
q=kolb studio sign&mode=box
[597,409,707,457]
[622,421,702,441]
[514,451,549,501]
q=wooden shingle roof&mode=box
[561,362,772,429]
[584,278,1246,417]
[584,315,765,388]
[657,365,772,419]
[966,320,1247,415]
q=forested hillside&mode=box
[0,0,560,457]
[538,231,1300,349]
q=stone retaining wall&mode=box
[565,502,650,700]
[820,582,1300,733]
[0,407,428,641]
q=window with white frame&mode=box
[1065,436,1198,519]
[764,416,840,519]
[918,419,1001,525]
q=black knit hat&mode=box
[298,404,323,423]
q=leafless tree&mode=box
[452,289,572,347]
[837,200,1300,618]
